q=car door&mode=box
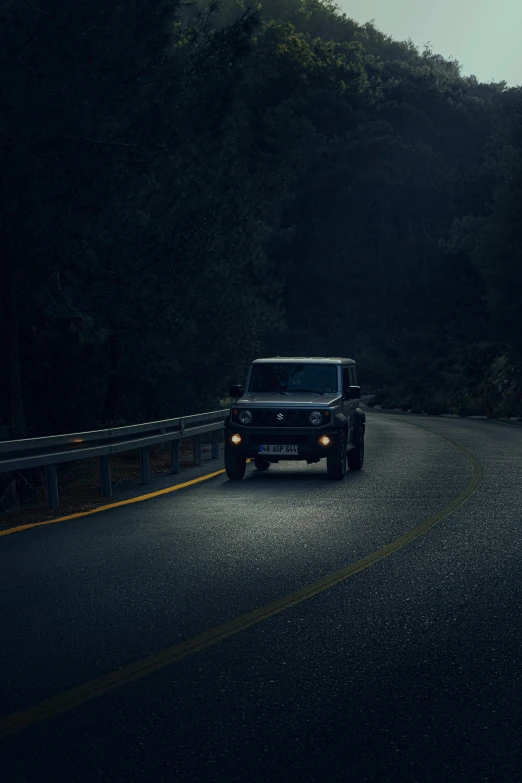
[342,365,354,440]
[349,365,359,403]
[342,364,360,443]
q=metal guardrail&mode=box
[0,409,229,511]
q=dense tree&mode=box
[449,94,522,351]
[0,0,283,433]
[1,0,520,439]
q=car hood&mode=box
[235,393,341,407]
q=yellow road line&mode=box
[0,429,482,739]
[0,469,227,538]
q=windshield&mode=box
[248,363,339,394]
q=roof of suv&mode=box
[253,357,355,365]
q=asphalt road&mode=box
[1,413,521,782]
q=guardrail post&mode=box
[170,440,180,474]
[193,435,202,466]
[44,464,59,510]
[211,429,219,459]
[100,455,112,497]
[140,447,151,485]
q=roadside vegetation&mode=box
[1,0,521,437]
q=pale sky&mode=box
[338,0,521,86]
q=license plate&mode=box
[258,444,298,455]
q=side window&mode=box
[349,366,357,386]
[342,368,351,395]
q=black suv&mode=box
[224,357,365,480]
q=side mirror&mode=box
[345,385,361,400]
[230,384,244,399]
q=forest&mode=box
[1,0,521,439]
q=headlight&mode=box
[309,410,323,426]
[239,409,253,425]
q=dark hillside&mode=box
[1,0,520,440]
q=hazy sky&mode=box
[338,0,521,86]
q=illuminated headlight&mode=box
[238,409,253,425]
[231,434,241,444]
[309,410,323,426]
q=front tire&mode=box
[254,458,271,471]
[225,447,246,480]
[347,428,364,471]
[327,433,347,480]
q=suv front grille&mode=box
[234,409,329,427]
[253,409,307,426]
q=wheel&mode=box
[347,428,364,471]
[254,458,271,471]
[225,447,246,480]
[326,432,347,480]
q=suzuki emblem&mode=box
[277,413,284,421]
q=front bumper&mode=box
[224,425,343,460]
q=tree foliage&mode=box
[1,0,520,436]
